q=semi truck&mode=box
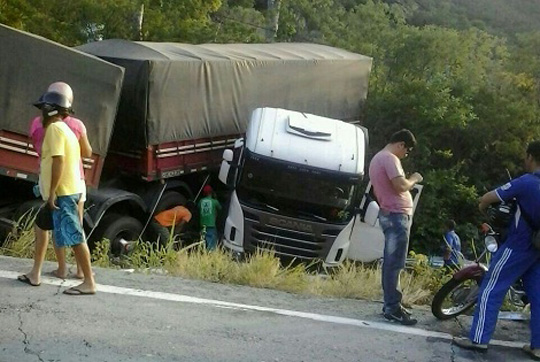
[217,108,423,266]
[218,107,366,265]
[0,23,420,263]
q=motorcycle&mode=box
[431,203,528,320]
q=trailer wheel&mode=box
[14,200,44,223]
[91,213,143,256]
[155,191,187,213]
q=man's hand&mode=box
[478,191,500,213]
[392,172,424,192]
[410,172,423,184]
[47,195,59,210]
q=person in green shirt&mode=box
[198,185,222,250]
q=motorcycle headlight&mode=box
[484,235,498,253]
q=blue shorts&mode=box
[52,194,84,248]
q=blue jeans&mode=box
[378,211,411,314]
[203,227,217,250]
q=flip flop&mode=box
[62,287,96,296]
[17,274,41,287]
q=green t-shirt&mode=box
[198,196,221,227]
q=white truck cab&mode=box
[219,108,422,265]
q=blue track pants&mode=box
[469,241,540,348]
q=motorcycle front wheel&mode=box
[431,277,480,320]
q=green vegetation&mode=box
[2,0,540,253]
[389,0,540,41]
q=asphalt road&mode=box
[0,255,533,362]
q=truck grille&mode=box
[242,207,344,260]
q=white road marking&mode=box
[0,269,523,349]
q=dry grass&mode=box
[114,241,440,305]
[310,261,383,300]
[1,216,443,306]
[0,209,56,261]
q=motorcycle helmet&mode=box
[486,200,515,228]
[34,91,71,117]
[47,82,73,108]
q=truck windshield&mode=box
[237,151,360,223]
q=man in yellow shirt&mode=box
[18,91,96,295]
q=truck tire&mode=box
[146,221,171,247]
[155,191,187,213]
[14,199,44,224]
[91,213,143,256]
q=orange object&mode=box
[154,206,192,227]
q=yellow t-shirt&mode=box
[40,121,82,200]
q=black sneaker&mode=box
[384,307,418,325]
[382,305,411,316]
[523,345,540,361]
[401,306,412,315]
[452,337,488,352]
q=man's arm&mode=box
[391,172,423,193]
[478,190,501,213]
[48,155,64,209]
[79,133,92,158]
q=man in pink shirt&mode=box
[368,129,423,325]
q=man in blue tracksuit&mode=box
[453,141,540,360]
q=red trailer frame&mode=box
[105,134,240,181]
[0,129,103,188]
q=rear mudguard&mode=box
[453,263,488,282]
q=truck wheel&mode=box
[146,221,171,247]
[2,200,45,243]
[155,191,187,213]
[91,213,143,256]
[14,200,44,224]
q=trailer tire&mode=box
[91,213,143,256]
[155,191,187,214]
[14,200,44,223]
[146,221,171,247]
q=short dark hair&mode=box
[447,219,456,230]
[526,141,540,162]
[389,129,417,148]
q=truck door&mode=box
[346,182,423,263]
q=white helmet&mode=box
[47,82,73,108]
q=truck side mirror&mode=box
[223,148,233,162]
[218,149,234,185]
[364,200,380,226]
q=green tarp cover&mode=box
[76,40,372,149]
[0,24,124,156]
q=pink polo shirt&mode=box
[368,149,413,215]
[29,116,87,179]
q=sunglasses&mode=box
[402,143,414,153]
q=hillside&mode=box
[390,0,540,40]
